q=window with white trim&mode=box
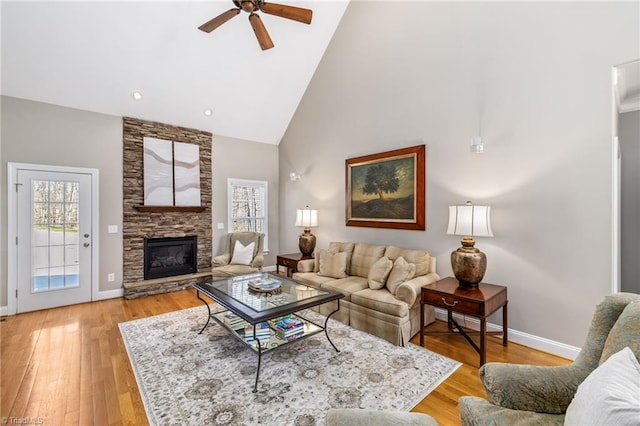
[227,178,268,251]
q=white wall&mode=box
[1,96,123,305]
[211,135,280,265]
[1,97,280,309]
[279,1,640,352]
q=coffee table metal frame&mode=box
[193,273,344,392]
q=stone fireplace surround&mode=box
[122,117,212,298]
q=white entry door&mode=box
[14,167,94,313]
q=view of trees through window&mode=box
[32,180,80,291]
[228,179,268,249]
[33,180,79,230]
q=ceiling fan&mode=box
[198,0,313,51]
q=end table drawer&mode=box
[422,292,482,316]
[278,257,299,269]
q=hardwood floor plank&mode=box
[0,288,571,425]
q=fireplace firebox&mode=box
[144,236,197,280]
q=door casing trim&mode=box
[7,162,99,315]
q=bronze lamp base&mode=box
[298,228,316,257]
[451,236,487,288]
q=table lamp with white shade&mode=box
[295,206,318,257]
[447,201,493,288]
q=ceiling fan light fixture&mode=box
[240,0,257,13]
[199,0,312,50]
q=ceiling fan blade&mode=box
[259,2,312,25]
[198,8,241,33]
[249,13,274,50]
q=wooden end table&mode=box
[420,277,508,366]
[276,253,312,277]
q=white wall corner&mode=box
[433,308,581,361]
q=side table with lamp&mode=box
[419,202,508,366]
[276,206,317,277]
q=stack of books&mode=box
[244,322,271,344]
[247,276,281,292]
[272,316,306,340]
[223,312,247,330]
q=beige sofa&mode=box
[293,242,439,346]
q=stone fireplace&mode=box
[144,236,197,280]
[122,117,212,298]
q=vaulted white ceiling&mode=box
[1,0,349,145]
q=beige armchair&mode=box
[211,232,265,280]
[459,292,640,425]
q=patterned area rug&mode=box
[119,306,461,426]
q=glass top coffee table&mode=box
[193,272,344,392]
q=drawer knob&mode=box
[442,297,458,307]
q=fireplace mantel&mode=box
[133,205,207,213]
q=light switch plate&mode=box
[108,225,118,233]
[217,223,224,230]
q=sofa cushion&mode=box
[211,264,259,277]
[317,250,349,279]
[385,246,430,277]
[350,243,386,279]
[321,276,369,301]
[351,287,409,318]
[329,242,355,275]
[368,256,393,290]
[386,256,416,295]
[564,346,640,426]
[292,271,336,288]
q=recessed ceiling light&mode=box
[203,108,213,117]
[131,91,143,101]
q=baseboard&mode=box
[1,288,129,315]
[96,288,124,300]
[433,308,580,361]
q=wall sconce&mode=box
[289,172,301,181]
[470,136,483,154]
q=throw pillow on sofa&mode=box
[386,256,416,295]
[367,256,393,290]
[328,242,355,275]
[317,250,349,279]
[230,241,255,265]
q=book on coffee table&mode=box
[247,277,281,291]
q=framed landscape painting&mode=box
[346,144,425,230]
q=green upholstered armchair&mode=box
[459,292,640,425]
[211,232,265,280]
[326,408,438,426]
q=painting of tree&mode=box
[362,164,400,200]
[346,145,425,230]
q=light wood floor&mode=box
[1,289,571,425]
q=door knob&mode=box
[83,243,90,247]
[84,234,90,238]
